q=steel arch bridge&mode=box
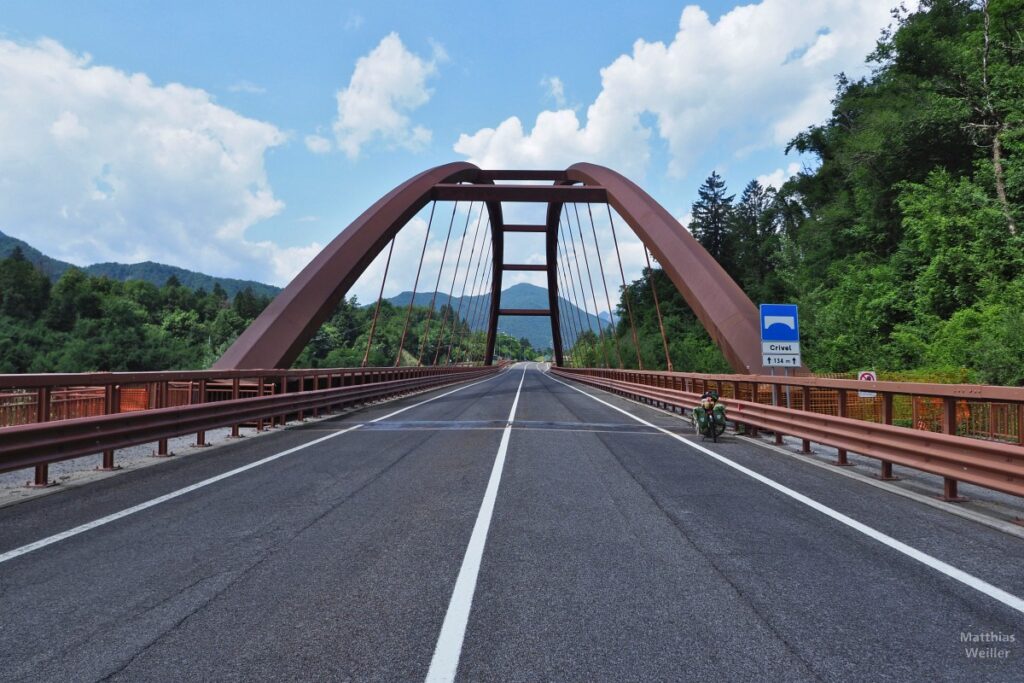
[213,162,763,372]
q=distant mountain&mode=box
[0,229,74,280]
[1,228,601,346]
[0,229,279,299]
[388,282,608,349]
[84,262,280,299]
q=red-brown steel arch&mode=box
[213,162,497,370]
[565,162,763,373]
[215,162,763,373]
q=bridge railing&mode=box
[551,367,1024,501]
[0,365,500,487]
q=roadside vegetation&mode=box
[0,250,538,372]
[572,0,1024,385]
[1,2,1019,383]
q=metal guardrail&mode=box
[0,365,498,486]
[551,367,1024,501]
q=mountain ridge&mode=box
[0,229,280,299]
[388,282,609,349]
[1,229,605,349]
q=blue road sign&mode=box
[759,304,800,342]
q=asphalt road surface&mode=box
[1,363,1021,682]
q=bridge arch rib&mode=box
[565,163,762,373]
[215,162,762,373]
[214,162,492,369]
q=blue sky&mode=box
[0,0,902,301]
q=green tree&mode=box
[689,172,735,269]
[897,169,1022,318]
[730,180,783,302]
[0,247,51,319]
[232,286,270,320]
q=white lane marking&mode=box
[543,371,1024,617]
[426,363,529,682]
[0,370,506,566]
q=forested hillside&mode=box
[389,282,604,349]
[576,0,1024,385]
[0,247,538,372]
[0,229,281,299]
[0,249,275,372]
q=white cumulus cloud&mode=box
[0,38,317,285]
[331,33,441,159]
[757,162,802,190]
[455,0,899,177]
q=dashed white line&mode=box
[543,370,1024,617]
[425,363,529,682]
[0,370,506,566]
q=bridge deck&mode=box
[0,364,1021,681]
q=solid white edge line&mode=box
[0,369,507,566]
[542,370,1024,617]
[735,433,1024,540]
[425,363,529,683]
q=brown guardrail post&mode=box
[311,374,320,418]
[297,374,307,422]
[278,374,288,426]
[942,397,957,436]
[99,384,120,470]
[1019,402,1024,446]
[834,390,853,466]
[879,393,897,480]
[154,381,172,457]
[748,382,759,437]
[256,376,266,432]
[230,378,242,437]
[195,379,210,446]
[942,477,967,503]
[728,380,742,432]
[28,386,54,487]
[771,384,784,445]
[338,372,350,412]
[940,397,966,501]
[798,385,812,454]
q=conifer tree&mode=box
[689,171,735,270]
[730,179,781,301]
